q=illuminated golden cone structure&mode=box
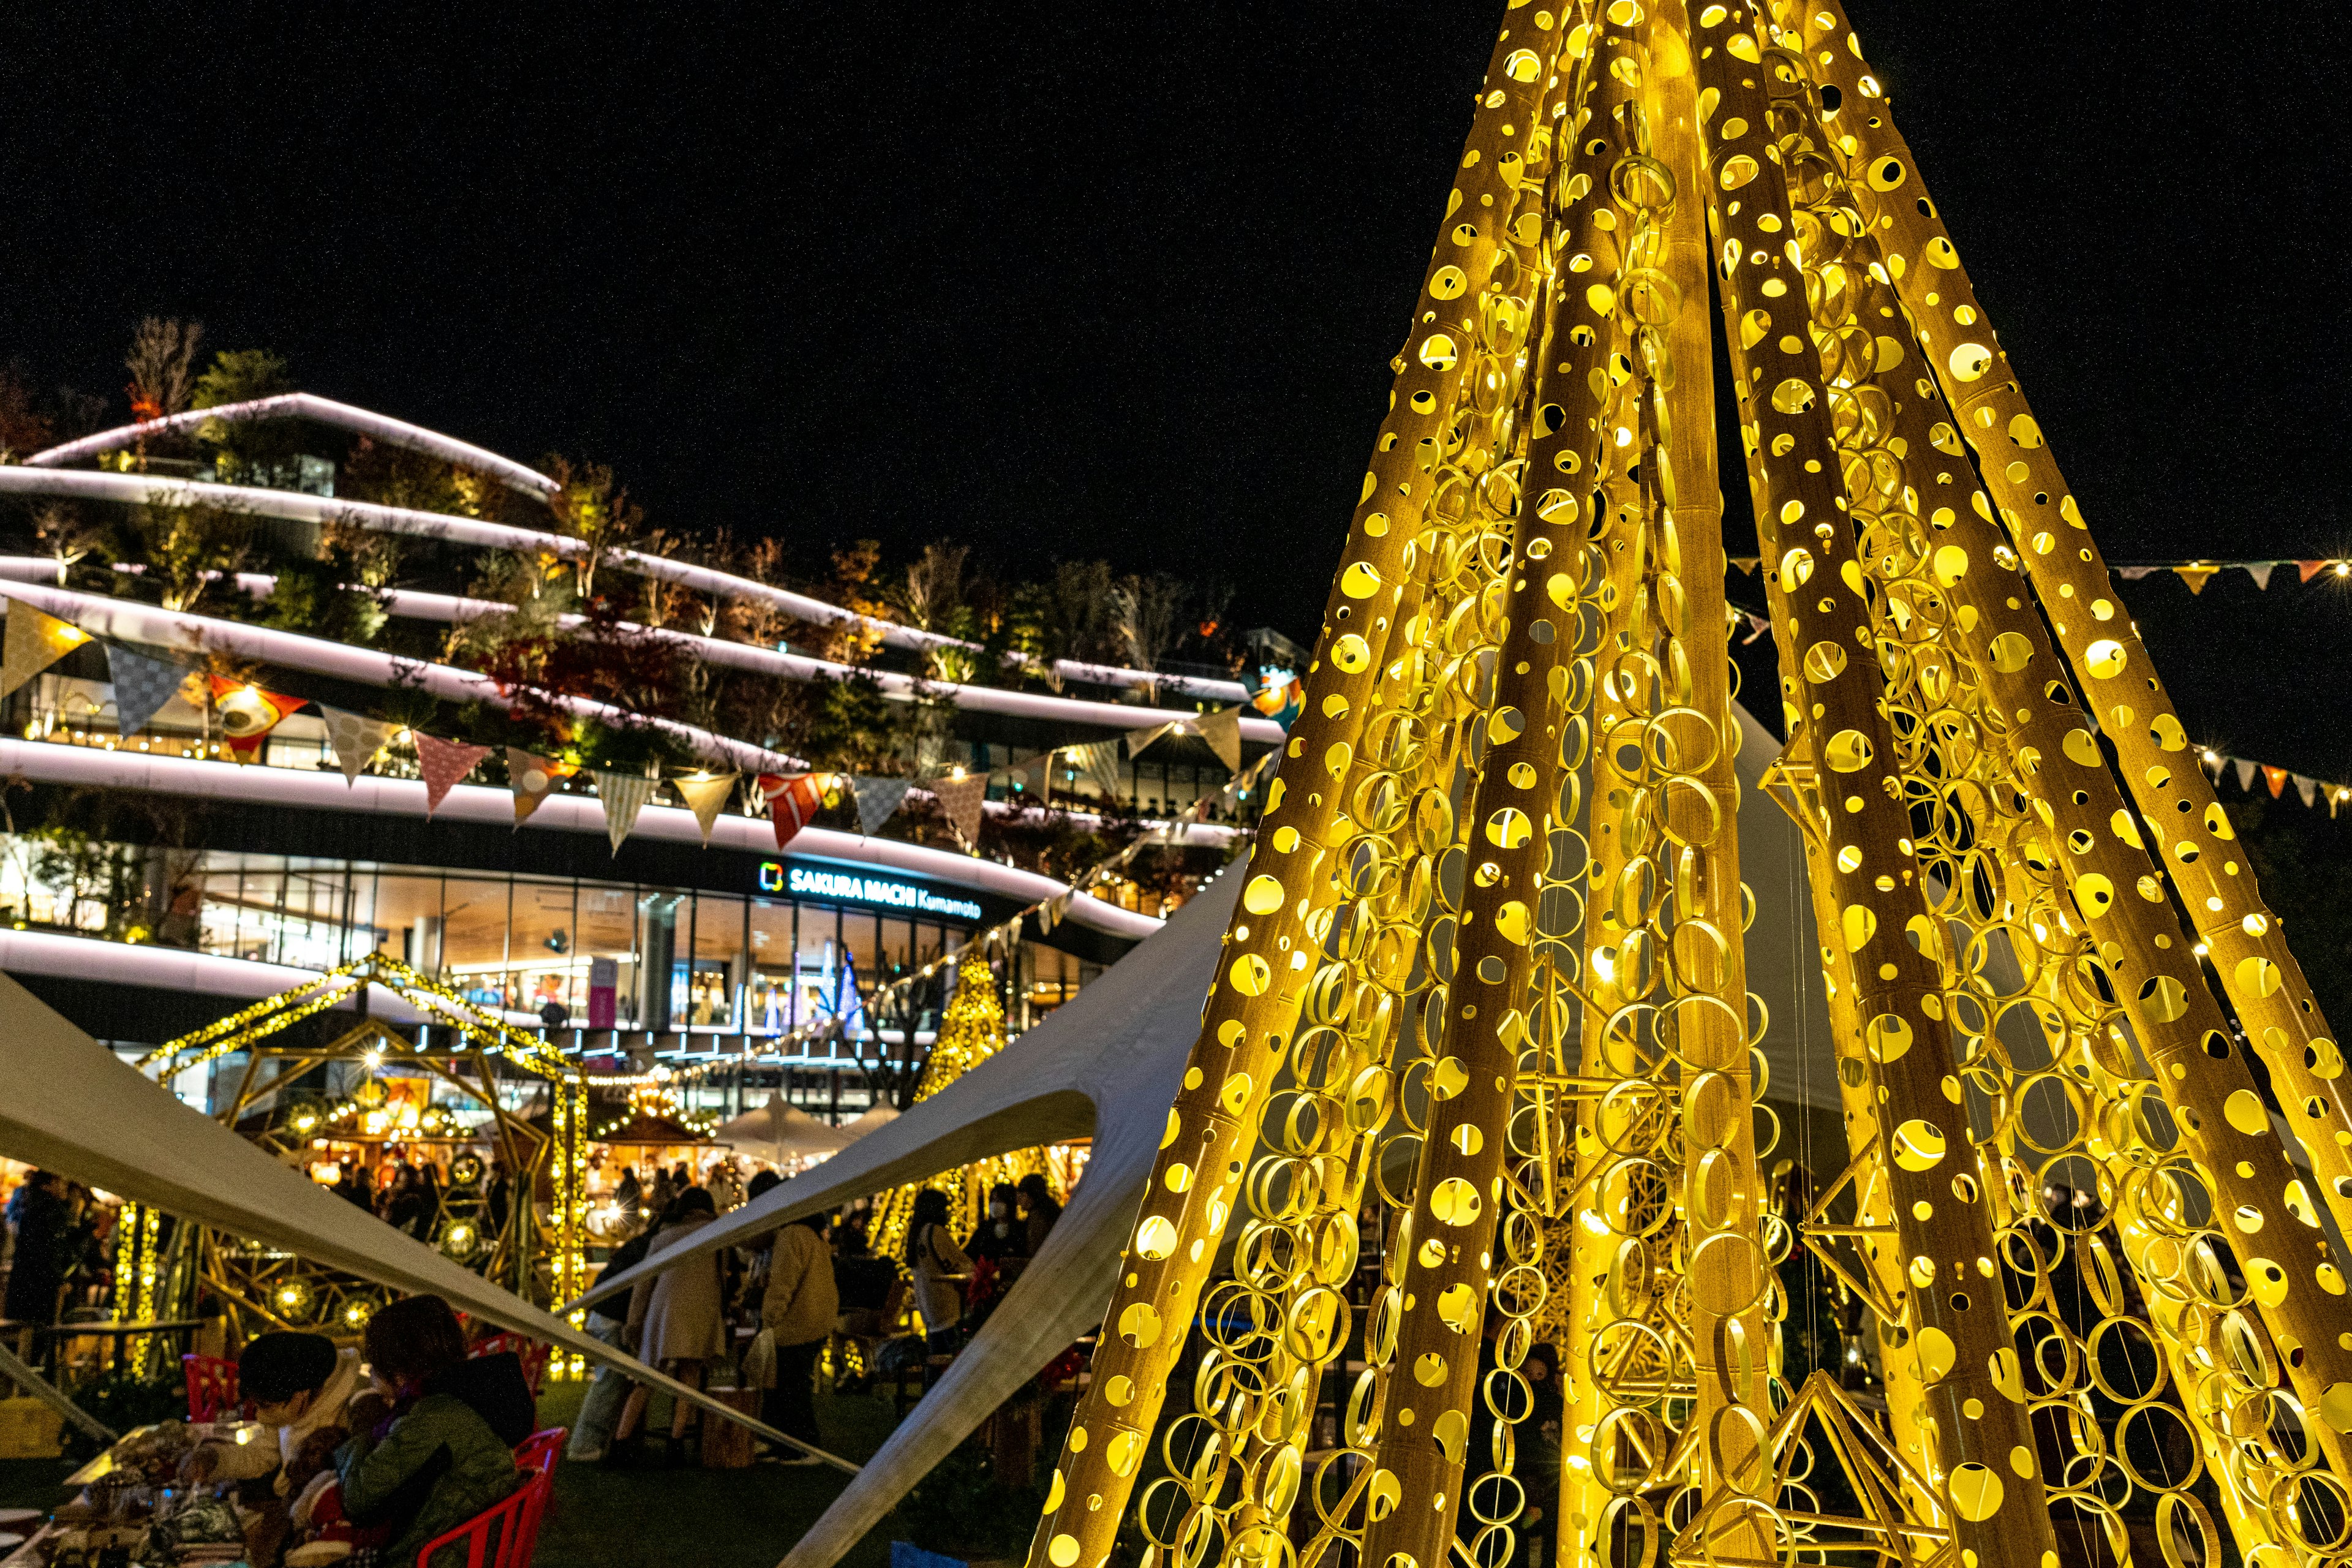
[1020,7,2352,1568]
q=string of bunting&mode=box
[1731,554,2352,595]
[645,747,1279,1082]
[2200,749,2352,816]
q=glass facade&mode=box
[2,848,1020,1054]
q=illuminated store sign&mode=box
[758,860,983,922]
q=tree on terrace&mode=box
[540,456,643,602]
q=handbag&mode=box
[741,1325,778,1390]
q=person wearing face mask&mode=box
[968,1184,1023,1262]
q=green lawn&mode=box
[0,1382,917,1568]
[533,1379,909,1568]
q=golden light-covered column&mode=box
[1357,18,1642,1563]
[1689,9,2056,1567]
[1025,13,1573,1566]
[1805,168,2352,1502]
[1642,14,1774,1559]
[1782,0,2352,1294]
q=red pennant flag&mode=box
[2263,764,2290,799]
[2301,560,2332,584]
[756,773,826,851]
[416,734,492,815]
[209,676,304,764]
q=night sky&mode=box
[4,3,2350,771]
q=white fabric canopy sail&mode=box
[0,973,856,1472]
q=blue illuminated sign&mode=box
[759,860,983,922]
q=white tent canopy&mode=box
[0,974,854,1471]
[839,1104,899,1140]
[716,1093,854,1161]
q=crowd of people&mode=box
[562,1169,1062,1466]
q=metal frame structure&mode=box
[1014,6,2352,1568]
[129,953,590,1338]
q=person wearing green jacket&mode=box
[335,1295,522,1568]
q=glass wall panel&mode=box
[747,899,795,1035]
[685,892,747,1030]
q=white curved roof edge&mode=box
[0,927,519,1026]
[0,579,804,776]
[0,467,1255,705]
[0,561,1247,848]
[21,392,557,499]
[0,737,1163,941]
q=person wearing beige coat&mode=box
[760,1212,838,1459]
[615,1189,726,1454]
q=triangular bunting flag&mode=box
[2263,764,2289,799]
[1196,707,1243,775]
[2175,564,2219,595]
[756,774,826,852]
[415,734,491,813]
[2,605,88,698]
[2245,563,2276,590]
[674,772,739,846]
[1123,720,1182,759]
[507,747,574,823]
[2113,566,2157,581]
[209,676,304,764]
[2234,758,2258,793]
[1741,614,1771,646]
[932,773,989,848]
[2334,788,2349,820]
[1008,752,1052,808]
[1728,556,1759,574]
[2295,775,2318,809]
[107,645,184,736]
[592,770,657,853]
[1065,739,1125,801]
[2301,560,2332,584]
[850,775,912,837]
[320,706,397,783]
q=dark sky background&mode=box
[3,3,2350,772]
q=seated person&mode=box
[333,1296,529,1568]
[184,1331,361,1496]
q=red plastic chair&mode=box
[183,1354,240,1422]
[471,1332,551,1395]
[411,1466,553,1568]
[511,1427,567,1478]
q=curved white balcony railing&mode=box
[0,463,1256,704]
[0,579,805,776]
[0,738,1165,940]
[24,393,557,499]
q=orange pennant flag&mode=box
[2301,560,2332,584]
[2263,764,2289,799]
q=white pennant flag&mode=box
[1195,707,1243,775]
[2246,563,2277,590]
[318,705,396,784]
[592,770,658,854]
[2296,775,2318,809]
[1123,720,1181,759]
[2234,758,2258,793]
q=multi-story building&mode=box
[0,394,1279,1122]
